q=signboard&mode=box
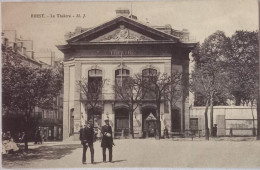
[226,119,257,129]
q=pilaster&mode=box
[63,66,70,140]
[73,62,82,135]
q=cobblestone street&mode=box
[2,138,260,168]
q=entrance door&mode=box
[115,108,129,136]
[171,109,181,132]
[88,108,102,136]
[142,108,157,137]
[190,118,198,131]
[144,120,157,137]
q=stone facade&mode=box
[57,12,196,140]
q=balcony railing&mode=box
[80,92,160,101]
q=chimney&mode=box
[116,8,130,17]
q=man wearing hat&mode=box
[80,121,95,164]
[101,118,114,163]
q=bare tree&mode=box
[78,78,107,123]
[143,71,183,139]
[190,69,229,140]
[114,74,146,138]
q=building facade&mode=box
[57,9,196,140]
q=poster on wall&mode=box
[74,120,81,133]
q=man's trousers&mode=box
[102,147,112,162]
[82,143,94,163]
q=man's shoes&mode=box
[103,161,106,163]
[91,161,95,164]
[109,161,113,163]
[82,162,86,164]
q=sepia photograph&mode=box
[1,0,260,169]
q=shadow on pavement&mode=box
[2,144,81,167]
[112,159,127,163]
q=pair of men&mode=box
[80,119,114,164]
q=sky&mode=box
[1,0,259,59]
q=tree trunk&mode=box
[128,103,134,139]
[156,102,161,140]
[129,108,134,139]
[24,114,29,150]
[209,93,214,136]
[251,104,256,136]
[204,99,209,140]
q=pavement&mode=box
[2,137,260,169]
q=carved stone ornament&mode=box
[100,25,152,42]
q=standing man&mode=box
[101,119,115,163]
[80,121,95,164]
[35,127,42,144]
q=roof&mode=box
[65,15,180,43]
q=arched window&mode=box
[142,68,157,99]
[142,68,157,77]
[115,68,130,86]
[88,69,102,77]
[88,69,102,93]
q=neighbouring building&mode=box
[57,8,197,140]
[2,30,63,141]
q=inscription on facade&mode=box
[110,49,135,56]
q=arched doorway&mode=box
[87,107,102,130]
[115,108,129,137]
[171,108,181,132]
[142,107,157,137]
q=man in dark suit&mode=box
[101,119,115,163]
[80,121,95,164]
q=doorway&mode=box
[115,108,129,135]
[142,108,157,137]
[171,108,181,132]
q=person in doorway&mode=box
[164,126,169,139]
[101,119,115,163]
[96,126,102,142]
[80,121,95,164]
[213,124,218,137]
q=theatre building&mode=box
[57,9,196,140]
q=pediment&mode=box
[67,16,179,43]
[145,113,157,120]
[90,25,154,42]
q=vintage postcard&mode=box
[1,0,260,169]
